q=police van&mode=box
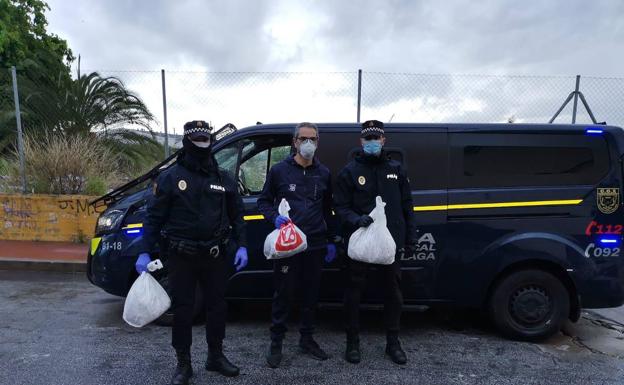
[87,122,624,341]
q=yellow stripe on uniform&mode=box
[413,199,583,212]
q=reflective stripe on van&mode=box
[413,199,583,212]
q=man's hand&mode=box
[274,215,289,229]
[325,243,337,263]
[234,247,248,271]
[135,253,151,274]
[357,215,374,228]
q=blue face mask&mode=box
[363,139,382,155]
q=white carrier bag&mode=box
[123,259,171,327]
[263,198,308,259]
[347,196,397,265]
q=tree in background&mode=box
[21,68,164,176]
[0,0,73,149]
[0,0,165,190]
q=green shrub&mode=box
[84,176,108,196]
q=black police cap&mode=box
[361,119,384,138]
[183,120,212,139]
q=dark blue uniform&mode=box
[334,151,416,336]
[257,154,334,341]
[142,151,246,352]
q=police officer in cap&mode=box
[136,120,248,384]
[334,119,416,365]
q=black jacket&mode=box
[333,151,416,249]
[140,151,247,254]
[257,154,334,250]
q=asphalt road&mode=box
[1,270,624,385]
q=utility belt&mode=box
[167,231,230,258]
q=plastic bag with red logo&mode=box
[263,198,308,259]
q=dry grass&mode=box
[2,133,120,195]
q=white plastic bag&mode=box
[123,259,171,327]
[263,198,308,259]
[348,196,397,265]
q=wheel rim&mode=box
[509,285,552,328]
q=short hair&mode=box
[293,122,319,138]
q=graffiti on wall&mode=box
[0,194,106,242]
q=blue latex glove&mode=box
[234,247,248,271]
[325,243,337,263]
[135,252,151,274]
[274,215,290,229]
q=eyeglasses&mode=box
[363,135,381,141]
[191,136,211,142]
[296,136,318,143]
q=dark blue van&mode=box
[87,123,624,341]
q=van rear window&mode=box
[451,134,609,188]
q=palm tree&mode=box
[1,68,164,177]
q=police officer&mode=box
[135,120,248,384]
[257,122,336,368]
[334,120,416,365]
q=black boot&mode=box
[205,342,240,377]
[299,335,329,360]
[385,332,407,365]
[345,333,361,364]
[170,350,193,385]
[266,339,283,368]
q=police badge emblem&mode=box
[597,188,619,214]
[178,180,187,191]
[358,176,366,185]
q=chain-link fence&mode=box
[4,67,624,193]
[4,68,624,144]
[80,70,624,131]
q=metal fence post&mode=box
[572,75,580,124]
[11,66,27,193]
[161,69,170,158]
[356,69,362,123]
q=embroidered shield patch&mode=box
[597,188,619,214]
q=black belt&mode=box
[167,236,229,258]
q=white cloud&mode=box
[43,0,624,131]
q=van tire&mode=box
[489,269,569,341]
[153,274,204,326]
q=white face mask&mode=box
[192,140,211,148]
[299,140,316,160]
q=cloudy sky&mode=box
[45,0,624,132]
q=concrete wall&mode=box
[0,194,106,243]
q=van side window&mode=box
[450,133,610,188]
[237,136,292,195]
[213,142,239,179]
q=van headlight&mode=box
[96,209,124,234]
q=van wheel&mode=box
[488,269,569,341]
[153,274,204,326]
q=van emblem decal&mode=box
[358,176,366,185]
[597,188,619,214]
[178,180,187,191]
